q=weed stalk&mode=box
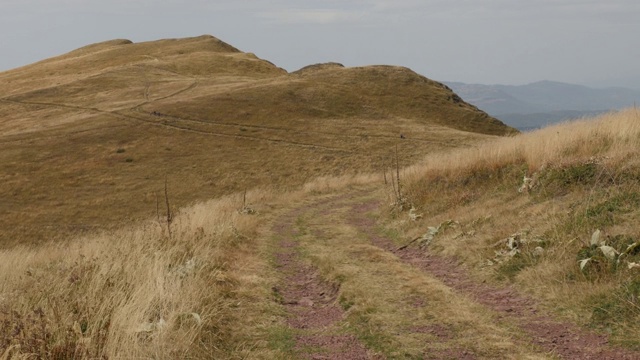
[165,176,173,238]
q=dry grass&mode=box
[0,188,281,359]
[402,108,640,181]
[2,97,638,356]
[0,172,401,359]
[0,34,524,357]
[386,108,640,348]
[0,35,506,247]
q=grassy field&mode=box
[0,35,512,247]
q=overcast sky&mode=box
[1,0,639,88]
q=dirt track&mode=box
[268,188,640,359]
[272,205,375,359]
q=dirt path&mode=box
[271,202,376,359]
[267,188,640,359]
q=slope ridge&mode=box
[0,35,513,246]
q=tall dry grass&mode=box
[3,108,638,358]
[0,172,382,359]
[0,188,273,359]
[396,108,640,259]
[404,108,640,181]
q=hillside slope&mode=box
[2,110,640,359]
[0,35,514,246]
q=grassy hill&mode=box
[0,35,514,247]
[1,108,639,358]
[3,35,640,360]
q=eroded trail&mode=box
[267,188,640,359]
[272,201,375,359]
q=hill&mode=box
[446,80,640,130]
[3,36,640,360]
[0,35,514,246]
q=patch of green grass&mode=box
[272,286,285,305]
[583,192,640,228]
[555,162,598,186]
[267,325,296,356]
[576,245,618,280]
[609,234,640,254]
[348,312,398,357]
[381,227,401,243]
[535,162,600,198]
[496,256,527,281]
[589,277,640,346]
[339,294,355,311]
[334,273,347,284]
[495,253,538,281]
[551,188,640,244]
[295,217,309,237]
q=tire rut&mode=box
[271,204,377,360]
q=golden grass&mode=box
[403,108,640,180]
[0,35,506,247]
[0,173,402,359]
[0,188,277,359]
[2,106,638,356]
[0,34,535,357]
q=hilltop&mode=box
[0,35,514,246]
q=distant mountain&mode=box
[443,82,543,115]
[497,110,609,132]
[445,80,640,130]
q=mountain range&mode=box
[445,80,640,130]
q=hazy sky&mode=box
[1,0,639,88]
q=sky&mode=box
[1,0,639,88]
